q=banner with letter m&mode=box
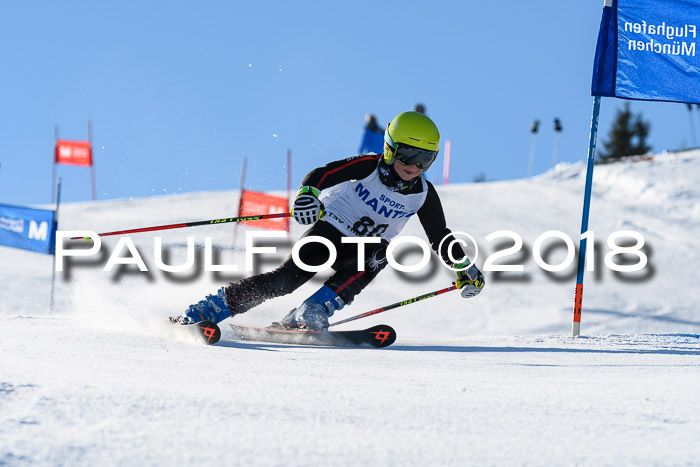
[0,204,57,254]
[55,139,93,167]
[592,0,700,104]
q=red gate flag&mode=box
[239,190,289,231]
[55,140,92,167]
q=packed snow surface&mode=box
[2,150,699,465]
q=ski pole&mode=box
[329,284,459,327]
[72,212,292,240]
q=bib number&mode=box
[352,216,388,237]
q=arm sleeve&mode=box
[417,182,467,265]
[301,154,381,191]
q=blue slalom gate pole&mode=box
[573,95,602,336]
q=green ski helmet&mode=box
[383,111,440,170]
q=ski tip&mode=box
[364,324,397,348]
[195,320,222,345]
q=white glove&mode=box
[291,186,324,225]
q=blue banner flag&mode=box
[0,204,57,255]
[592,0,700,104]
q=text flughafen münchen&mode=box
[625,21,697,56]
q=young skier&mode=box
[171,111,485,330]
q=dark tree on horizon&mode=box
[599,103,651,160]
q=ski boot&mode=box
[277,286,345,331]
[170,287,233,325]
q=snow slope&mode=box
[1,150,699,465]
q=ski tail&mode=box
[170,320,221,345]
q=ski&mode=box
[229,324,396,348]
[173,320,222,345]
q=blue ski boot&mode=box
[171,287,233,325]
[279,286,345,331]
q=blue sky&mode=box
[1,1,698,206]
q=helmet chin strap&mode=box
[377,159,420,193]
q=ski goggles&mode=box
[385,139,438,170]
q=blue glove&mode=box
[454,260,485,298]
